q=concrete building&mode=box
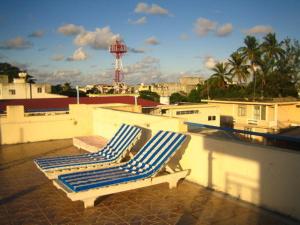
[204,100,300,134]
[138,76,205,96]
[0,73,66,99]
[151,104,220,126]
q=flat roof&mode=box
[157,103,218,110]
[202,99,300,106]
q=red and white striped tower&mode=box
[109,39,128,83]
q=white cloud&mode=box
[0,37,32,50]
[31,69,82,85]
[128,16,147,25]
[194,18,233,37]
[203,56,218,69]
[179,33,189,40]
[57,24,84,36]
[145,36,160,45]
[123,56,162,84]
[29,30,44,38]
[134,2,169,15]
[243,25,273,35]
[51,54,65,61]
[194,18,216,37]
[216,23,233,37]
[128,47,146,53]
[67,47,88,61]
[74,26,120,50]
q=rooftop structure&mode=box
[203,100,300,138]
[151,103,220,127]
[138,76,205,96]
[0,73,66,100]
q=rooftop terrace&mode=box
[0,139,298,225]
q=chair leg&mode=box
[168,179,178,189]
[83,198,96,208]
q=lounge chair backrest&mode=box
[57,130,187,192]
[123,131,186,175]
[98,124,141,159]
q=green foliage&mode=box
[170,92,187,104]
[187,89,201,103]
[51,83,87,97]
[205,33,300,100]
[139,90,160,102]
[86,87,101,94]
[0,62,35,83]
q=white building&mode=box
[151,103,220,126]
[0,73,66,99]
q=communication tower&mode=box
[109,39,128,83]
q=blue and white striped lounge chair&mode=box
[53,130,190,208]
[34,124,142,179]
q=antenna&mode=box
[109,39,128,83]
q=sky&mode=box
[0,0,300,86]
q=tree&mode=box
[261,33,285,63]
[209,62,231,89]
[228,51,249,85]
[139,90,160,102]
[170,92,187,104]
[62,82,72,92]
[187,89,201,103]
[0,62,35,83]
[51,83,87,97]
[239,35,261,99]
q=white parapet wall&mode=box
[0,103,141,145]
[92,107,300,220]
[0,104,94,144]
[180,133,300,220]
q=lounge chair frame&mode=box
[35,126,141,179]
[52,131,190,208]
[53,168,189,208]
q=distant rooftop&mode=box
[0,96,160,113]
[203,99,300,105]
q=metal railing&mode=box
[185,122,300,144]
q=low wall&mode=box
[0,104,141,145]
[180,133,300,220]
[0,104,94,144]
[92,107,187,140]
[92,108,300,220]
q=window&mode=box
[37,87,42,93]
[254,105,266,120]
[161,109,167,114]
[176,110,199,115]
[238,105,246,117]
[9,89,16,95]
[208,115,216,121]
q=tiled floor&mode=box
[0,139,298,225]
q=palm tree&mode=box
[239,35,261,100]
[228,51,250,85]
[261,33,285,63]
[209,62,231,88]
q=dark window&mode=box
[9,89,16,95]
